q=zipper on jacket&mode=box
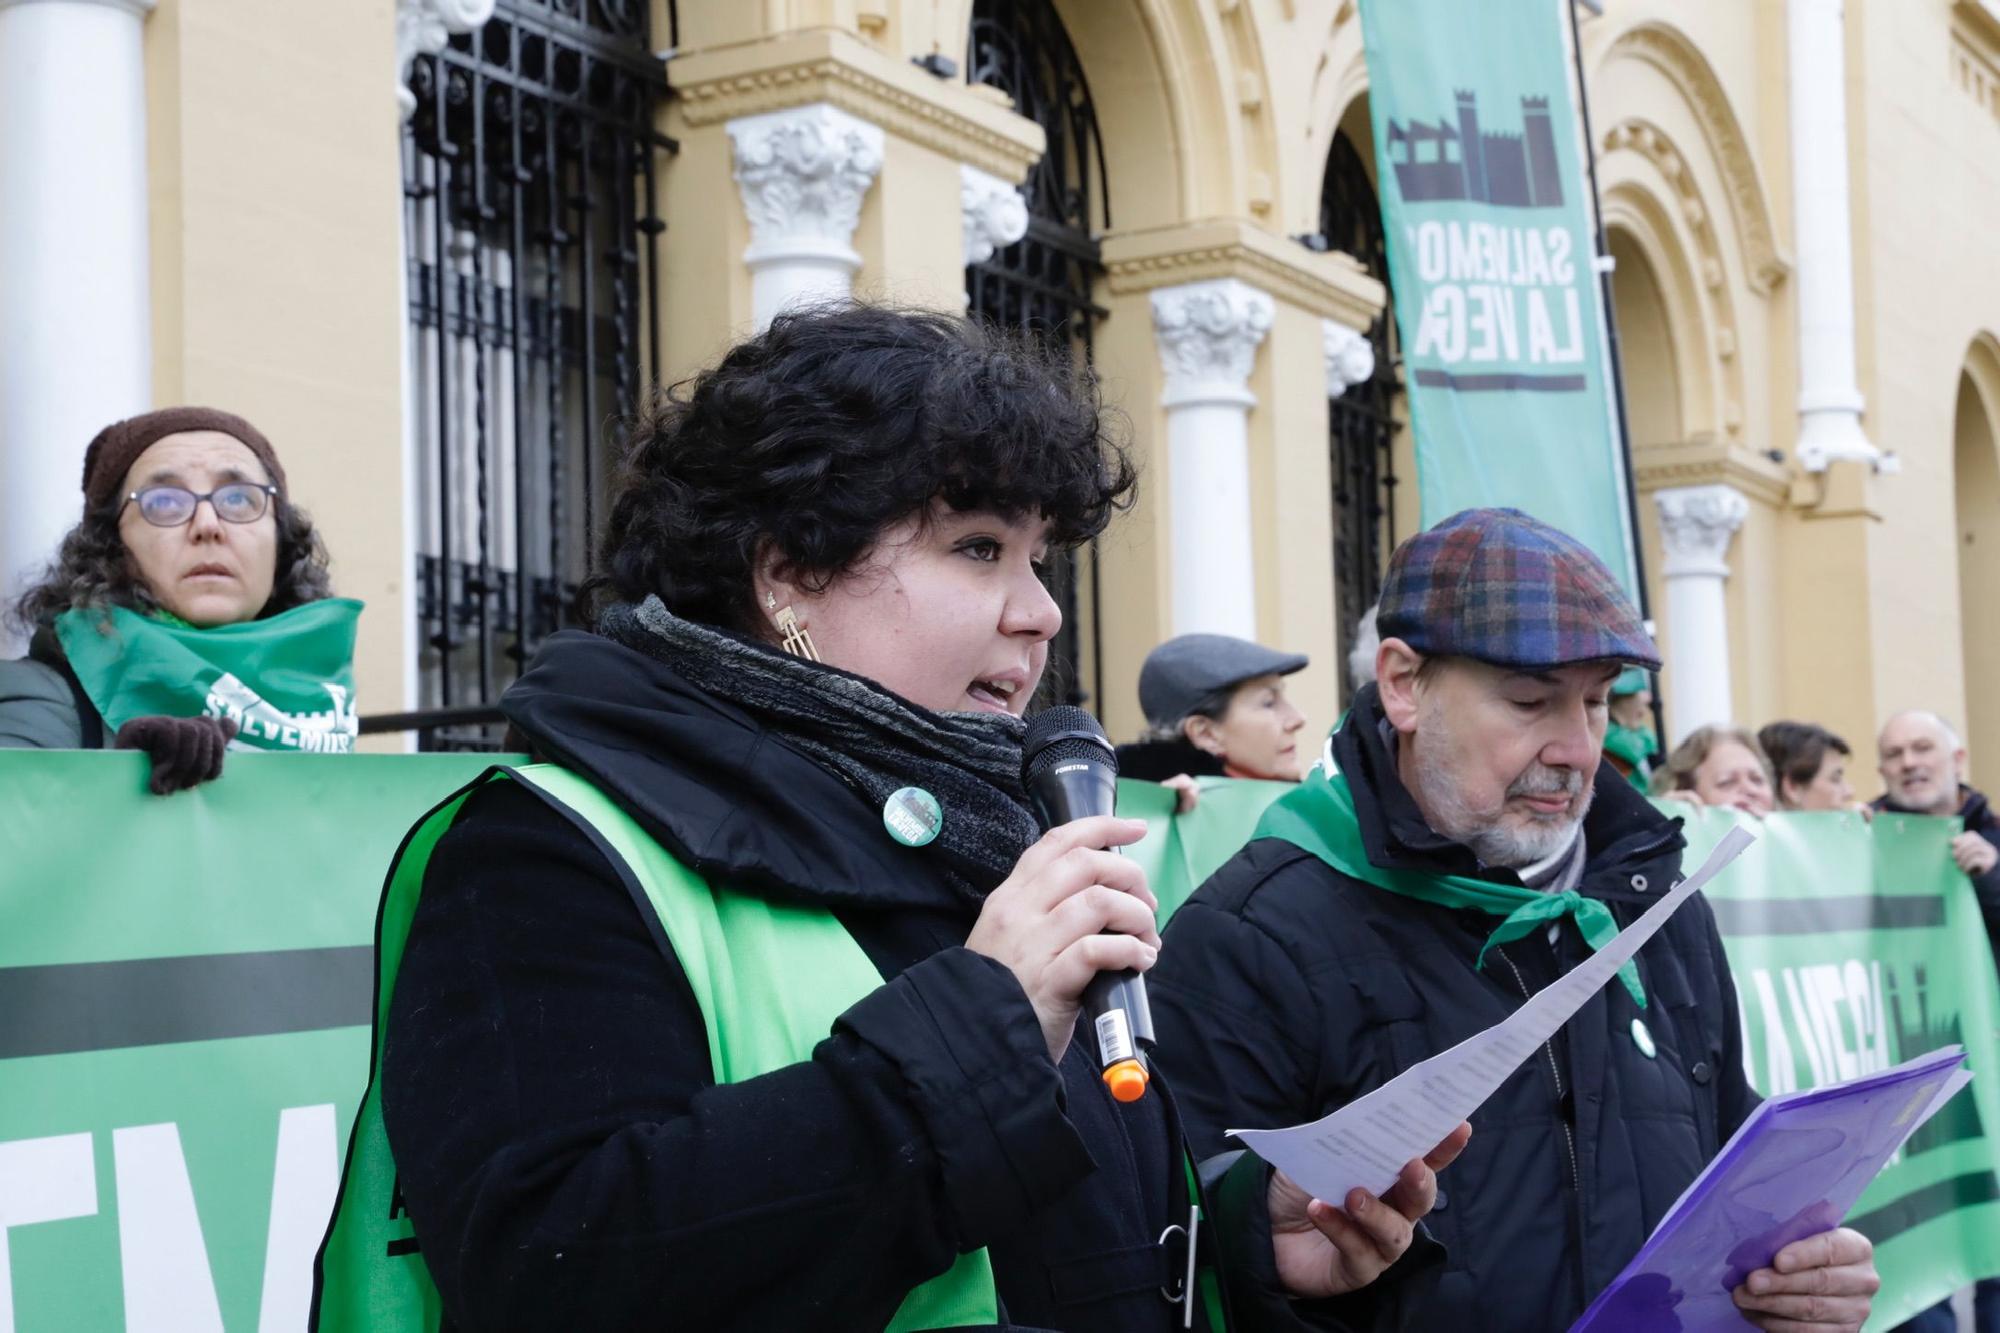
[1494,946,1579,1190]
[1496,942,1591,1317]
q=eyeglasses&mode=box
[123,483,280,528]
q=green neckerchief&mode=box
[1603,722,1657,792]
[1253,758,1647,1008]
[54,599,362,753]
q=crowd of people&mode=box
[6,304,1999,1331]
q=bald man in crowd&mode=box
[1871,714,2000,1333]
[1874,710,2000,943]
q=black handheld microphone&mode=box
[1021,705,1156,1103]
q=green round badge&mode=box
[883,787,943,848]
[1631,1017,1658,1059]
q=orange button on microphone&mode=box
[1102,1058,1149,1103]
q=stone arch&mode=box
[1049,0,1276,230]
[1305,3,1372,229]
[1599,121,1738,444]
[1606,224,1685,451]
[1957,333,2000,774]
[1597,21,1790,296]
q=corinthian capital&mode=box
[397,0,496,121]
[961,165,1029,266]
[1654,484,1749,578]
[727,105,884,263]
[1323,320,1376,399]
[1150,279,1275,408]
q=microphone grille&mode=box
[1022,705,1117,783]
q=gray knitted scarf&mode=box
[600,596,1042,902]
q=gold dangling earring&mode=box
[774,604,820,662]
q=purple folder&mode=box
[1570,1046,1971,1332]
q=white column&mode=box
[1654,484,1748,742]
[1151,279,1274,641]
[393,0,495,719]
[728,104,883,329]
[0,0,155,649]
[960,164,1028,267]
[1786,0,1879,470]
[1323,320,1376,399]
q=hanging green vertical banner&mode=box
[1357,0,1638,592]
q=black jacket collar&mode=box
[1873,783,1995,827]
[500,628,960,914]
[1114,737,1227,783]
[1332,683,1685,900]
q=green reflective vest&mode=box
[311,764,999,1330]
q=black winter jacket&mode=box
[1150,686,1761,1332]
[0,627,106,749]
[379,629,1330,1332]
[1116,737,1227,783]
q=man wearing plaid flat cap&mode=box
[1152,509,1878,1332]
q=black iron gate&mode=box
[966,0,1108,710]
[389,0,672,749]
[1317,129,1401,706]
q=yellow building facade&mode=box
[2,0,1996,794]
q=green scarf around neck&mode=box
[1603,721,1657,792]
[1252,758,1647,1008]
[54,599,362,753]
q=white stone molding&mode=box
[1786,0,1879,470]
[960,164,1027,266]
[1150,278,1275,409]
[1654,484,1749,739]
[1323,320,1376,399]
[727,103,884,328]
[396,0,495,121]
[1149,279,1274,640]
[1656,483,1749,578]
[0,0,156,652]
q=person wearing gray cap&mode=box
[1150,509,1878,1333]
[1117,634,1311,796]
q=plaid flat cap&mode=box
[1376,508,1662,671]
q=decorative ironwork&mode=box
[1318,129,1402,706]
[966,0,1108,710]
[400,0,672,749]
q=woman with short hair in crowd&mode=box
[313,306,1465,1332]
[0,408,355,791]
[1117,634,1312,813]
[1758,720,1859,812]
[1660,723,1777,818]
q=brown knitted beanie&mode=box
[81,407,288,513]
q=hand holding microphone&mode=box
[966,706,1160,1099]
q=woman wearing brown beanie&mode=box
[0,406,357,792]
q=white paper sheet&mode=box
[1230,824,1758,1204]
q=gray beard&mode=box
[1432,787,1589,868]
[1407,722,1594,870]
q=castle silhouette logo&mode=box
[1387,91,1564,209]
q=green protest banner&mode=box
[0,751,511,1332]
[1677,804,2000,1329]
[1118,778,1294,923]
[1357,0,1638,591]
[1125,778,2000,1322]
[8,756,1994,1329]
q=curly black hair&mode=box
[8,495,334,636]
[589,304,1135,634]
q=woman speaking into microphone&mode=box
[314,306,1465,1332]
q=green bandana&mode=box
[1252,759,1647,1008]
[54,599,362,753]
[1602,722,1657,792]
